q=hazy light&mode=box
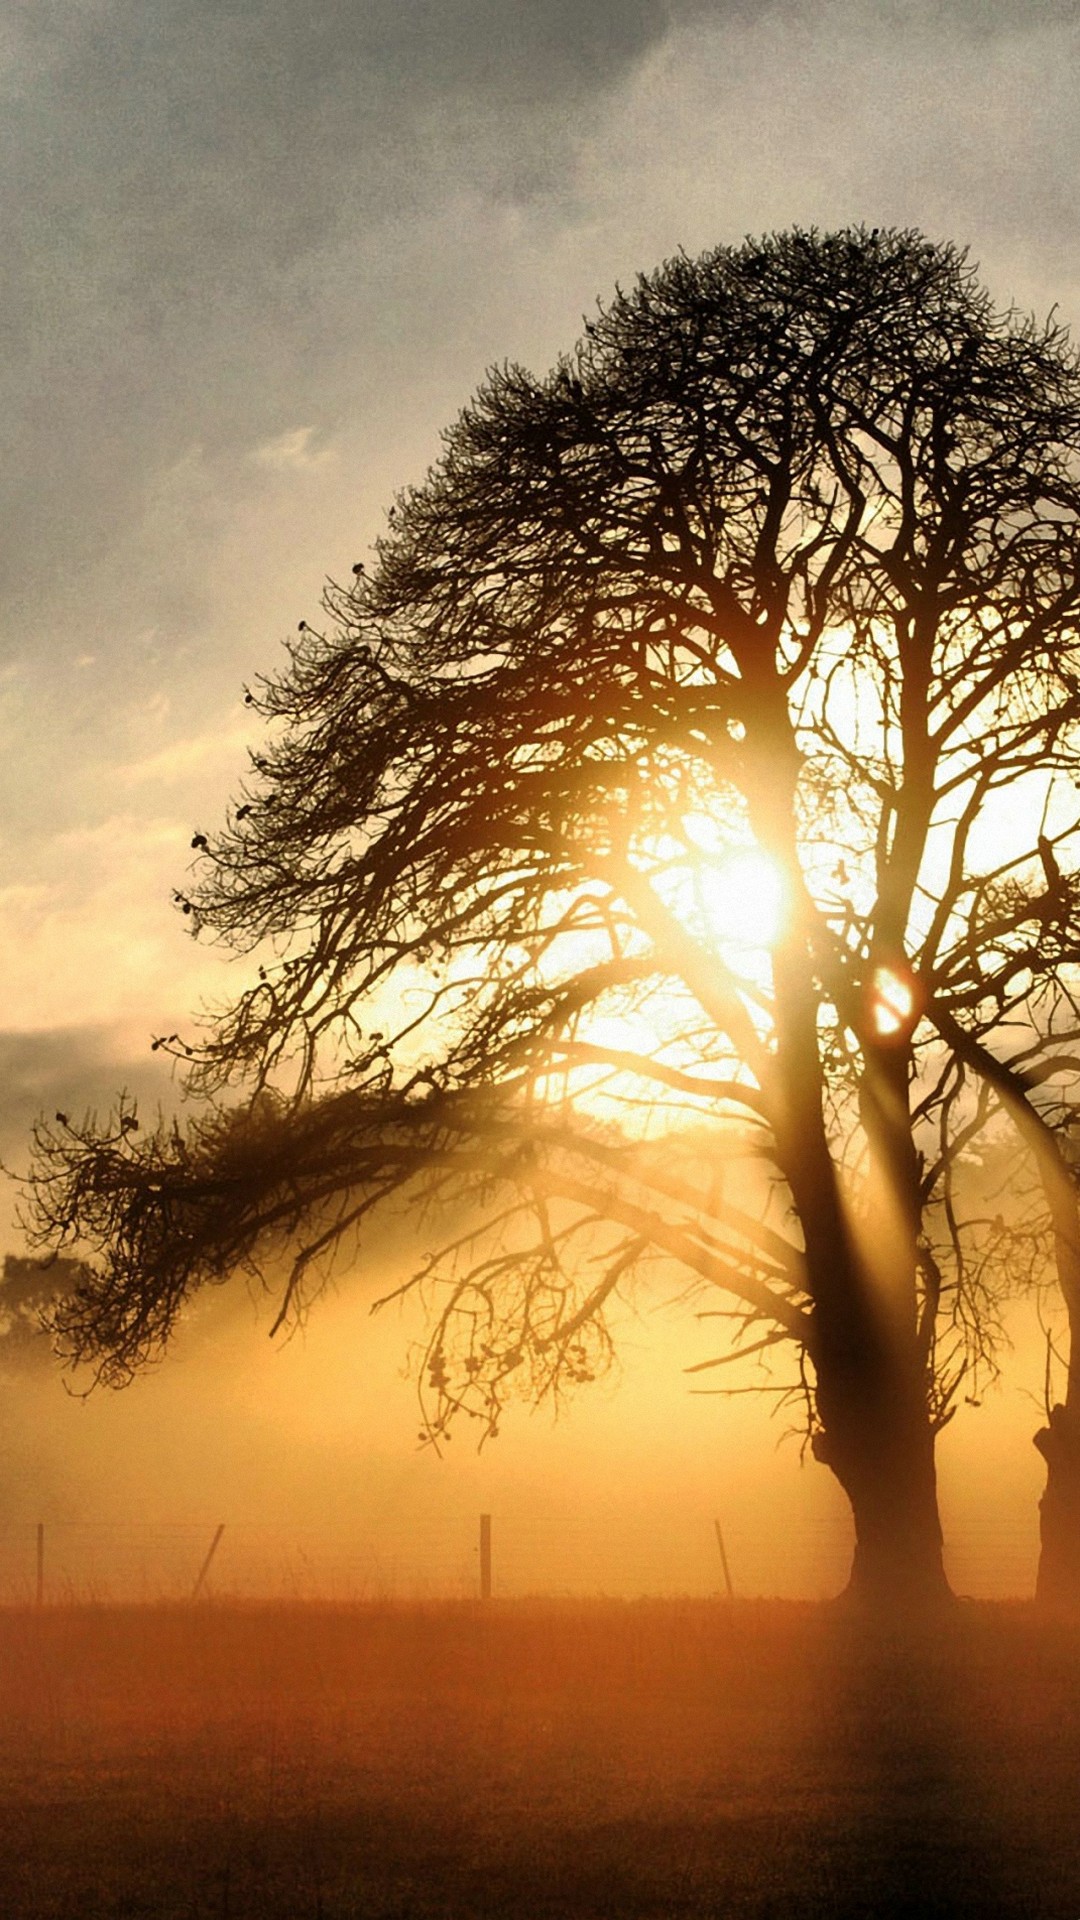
[869,965,917,1040]
[699,847,786,951]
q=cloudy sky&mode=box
[6,0,1080,1119]
[1,0,1077,1593]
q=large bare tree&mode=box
[25,229,1080,1610]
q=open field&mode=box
[0,1598,1077,1918]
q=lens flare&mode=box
[869,965,917,1039]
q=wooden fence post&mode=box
[191,1524,225,1601]
[714,1517,735,1600]
[35,1523,44,1607]
[479,1513,492,1600]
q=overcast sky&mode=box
[0,0,1077,1591]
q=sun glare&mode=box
[697,847,787,951]
[868,965,917,1040]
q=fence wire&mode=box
[0,1505,1041,1605]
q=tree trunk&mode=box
[1035,1402,1080,1610]
[927,1011,1080,1612]
[812,1349,952,1613]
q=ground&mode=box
[0,1598,1075,1917]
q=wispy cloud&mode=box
[0,814,245,1037]
[115,723,254,790]
[250,427,336,474]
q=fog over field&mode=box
[2,0,1078,1603]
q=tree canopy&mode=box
[26,227,1080,1606]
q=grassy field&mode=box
[0,1597,1076,1918]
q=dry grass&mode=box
[0,1597,1074,1917]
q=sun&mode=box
[697,846,787,951]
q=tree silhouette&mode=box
[25,229,1080,1611]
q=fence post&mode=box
[35,1523,44,1607]
[479,1513,492,1601]
[191,1524,225,1601]
[714,1517,735,1600]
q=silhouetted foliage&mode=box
[25,228,1080,1606]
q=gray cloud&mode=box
[0,1026,193,1261]
[1,1,725,856]
[0,1026,175,1166]
[0,2,684,625]
[5,0,1075,575]
[5,0,1074,641]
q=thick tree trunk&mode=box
[1035,1402,1080,1610]
[812,1350,952,1613]
[740,731,950,1613]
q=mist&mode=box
[0,1242,1047,1603]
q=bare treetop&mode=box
[27,227,1080,1608]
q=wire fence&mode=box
[0,1504,1043,1606]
